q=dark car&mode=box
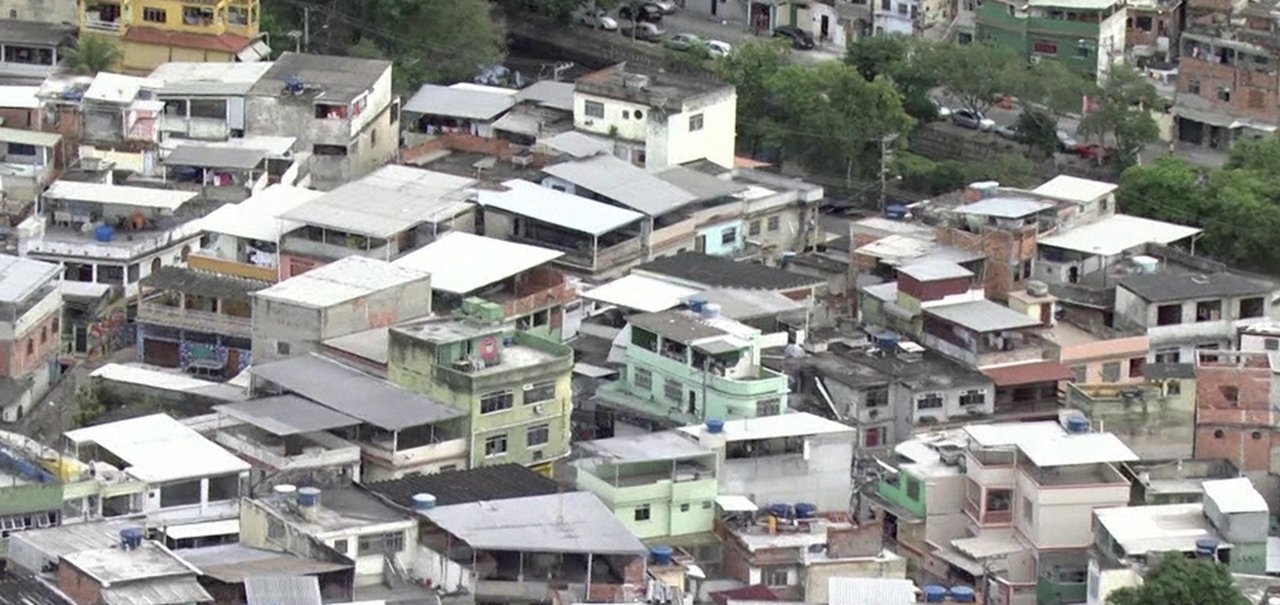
[619,2,664,23]
[773,25,815,49]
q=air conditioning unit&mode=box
[532,404,544,416]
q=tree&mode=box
[63,36,120,75]
[846,35,939,122]
[1117,156,1205,222]
[927,41,1023,115]
[498,0,618,25]
[1016,59,1094,119]
[1078,67,1160,167]
[715,41,791,157]
[1107,554,1249,605]
[1014,108,1059,157]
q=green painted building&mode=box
[388,302,574,477]
[574,431,718,540]
[975,0,1128,82]
[596,309,789,427]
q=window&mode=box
[881,0,891,9]
[1156,304,1182,326]
[1167,380,1181,395]
[1188,79,1201,95]
[1218,87,1232,102]
[906,477,921,500]
[1219,385,1239,404]
[1075,43,1090,58]
[584,100,605,118]
[664,379,682,402]
[1253,431,1264,440]
[622,110,630,119]
[1135,15,1153,30]
[480,391,514,414]
[689,113,704,131]
[142,7,167,22]
[757,398,781,416]
[333,539,349,554]
[897,2,908,14]
[632,327,659,352]
[267,518,285,541]
[527,424,550,447]
[917,393,943,410]
[1154,348,1180,363]
[1033,40,1058,55]
[1070,365,1087,383]
[703,501,712,509]
[1266,338,1279,351]
[763,568,789,586]
[1101,362,1121,383]
[370,128,377,146]
[864,426,885,448]
[866,387,888,408]
[634,504,651,522]
[749,220,762,236]
[182,5,215,25]
[25,340,33,356]
[39,326,46,345]
[959,390,985,407]
[680,503,691,512]
[634,110,644,120]
[1198,343,1220,363]
[1129,357,1146,378]
[275,341,291,356]
[1196,300,1223,322]
[721,227,737,245]
[1022,260,1033,279]
[312,144,348,156]
[484,433,508,457]
[358,531,405,555]
[1240,297,1265,319]
[1214,429,1225,438]
[634,367,653,390]
[1021,496,1034,523]
[524,381,556,404]
[767,215,780,231]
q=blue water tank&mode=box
[794,502,818,519]
[884,204,909,220]
[705,418,725,434]
[922,586,947,603]
[297,486,322,507]
[1195,538,1219,557]
[1066,416,1090,433]
[119,527,144,550]
[767,503,793,519]
[687,298,707,313]
[650,545,674,565]
[412,493,437,512]
[94,224,114,242]
[951,586,976,603]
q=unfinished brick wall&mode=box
[57,564,102,605]
[1178,56,1280,123]
[1193,353,1275,471]
[1126,6,1180,50]
[934,225,1036,301]
[826,519,884,559]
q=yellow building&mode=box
[80,0,268,74]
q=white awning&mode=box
[715,495,758,512]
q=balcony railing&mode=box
[138,302,252,338]
[81,16,123,34]
[188,251,278,282]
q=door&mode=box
[695,234,707,253]
[711,0,717,15]
[225,348,240,376]
[821,14,830,38]
[142,339,180,368]
[789,3,799,25]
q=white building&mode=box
[149,61,274,142]
[873,0,919,35]
[191,184,322,282]
[574,63,737,170]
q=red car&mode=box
[1076,144,1117,162]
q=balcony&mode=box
[281,233,391,263]
[138,301,253,339]
[215,425,360,472]
[188,252,278,282]
[493,267,578,318]
[159,115,230,140]
[81,3,125,35]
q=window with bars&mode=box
[358,531,405,555]
[480,391,514,414]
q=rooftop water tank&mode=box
[119,527,144,551]
[688,297,707,313]
[767,503,793,519]
[94,224,114,242]
[1066,416,1090,434]
[884,204,909,220]
[412,493,437,512]
[794,502,817,519]
[297,486,322,508]
[950,586,976,603]
[650,545,674,565]
[701,303,721,320]
[922,585,948,603]
[273,484,297,505]
[1195,538,1219,557]
[706,418,725,434]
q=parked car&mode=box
[772,25,815,49]
[1076,143,1117,162]
[575,7,618,30]
[1056,130,1080,152]
[619,2,664,22]
[932,99,952,119]
[666,32,704,52]
[994,124,1018,140]
[621,21,665,42]
[652,0,679,13]
[951,108,995,131]
[707,39,733,58]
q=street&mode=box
[650,10,845,64]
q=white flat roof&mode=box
[198,185,321,242]
[255,256,429,308]
[1017,432,1139,467]
[582,274,701,313]
[84,73,160,104]
[954,197,1053,218]
[280,165,477,239]
[64,414,249,483]
[965,421,1065,447]
[0,85,40,108]
[1038,214,1201,257]
[44,180,198,210]
[0,127,60,148]
[90,363,246,396]
[161,519,240,540]
[393,232,562,295]
[1202,477,1268,514]
[1094,503,1219,556]
[678,412,854,443]
[1032,175,1118,203]
[479,180,644,236]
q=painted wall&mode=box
[2,0,76,24]
[697,219,746,257]
[576,467,718,539]
[718,433,855,511]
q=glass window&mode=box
[1266,338,1279,351]
[480,391,514,414]
[584,100,605,118]
[906,476,921,500]
[332,539,348,554]
[689,113,704,131]
[267,518,285,541]
[763,568,789,586]
[276,341,291,356]
[358,531,404,555]
[917,393,943,410]
[664,379,682,402]
[1196,300,1223,322]
[484,433,508,457]
[1101,362,1121,383]
[142,7,167,22]
[767,215,781,231]
[721,227,737,245]
[959,390,985,406]
[1128,357,1145,378]
[524,381,556,404]
[757,398,781,416]
[1022,496,1034,523]
[634,504,651,521]
[749,220,761,236]
[527,424,549,447]
[634,367,653,390]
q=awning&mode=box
[162,518,239,541]
[492,111,543,137]
[982,361,1074,387]
[1173,104,1236,128]
[236,39,271,62]
[715,495,758,512]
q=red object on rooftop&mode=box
[982,361,1074,386]
[710,585,780,605]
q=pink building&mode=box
[0,255,63,422]
[1049,322,1149,385]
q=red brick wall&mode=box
[57,563,103,605]
[1193,358,1275,471]
[934,225,1036,301]
[400,134,555,165]
[0,311,59,379]
[1126,6,1180,50]
[0,108,39,129]
[898,274,971,303]
[1177,56,1280,123]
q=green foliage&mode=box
[1016,59,1094,118]
[1118,137,1280,274]
[896,152,1037,194]
[1015,109,1058,157]
[1106,554,1249,605]
[926,41,1024,115]
[498,0,618,24]
[715,41,791,156]
[63,37,121,75]
[1079,68,1160,167]
[845,35,939,122]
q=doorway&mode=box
[820,15,830,40]
[695,234,707,253]
[711,0,717,16]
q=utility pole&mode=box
[878,133,899,211]
[302,6,311,53]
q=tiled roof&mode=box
[364,464,561,508]
[123,27,254,53]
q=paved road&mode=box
[658,10,844,63]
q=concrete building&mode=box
[135,266,264,376]
[20,181,205,299]
[149,61,274,142]
[976,0,1126,82]
[574,63,736,170]
[1035,212,1200,288]
[1191,350,1278,503]
[387,311,575,476]
[678,413,856,512]
[249,354,470,481]
[79,0,267,74]
[250,256,432,364]
[1121,457,1239,505]
[210,394,363,486]
[1047,321,1149,386]
[56,539,211,605]
[0,127,63,210]
[1065,379,1196,459]
[276,165,476,278]
[189,184,322,282]
[245,53,399,191]
[868,430,970,574]
[597,307,791,428]
[239,484,416,586]
[1114,271,1278,364]
[0,256,62,423]
[574,431,718,540]
[416,491,649,603]
[0,20,75,84]
[391,233,576,341]
[1125,0,1181,59]
[63,414,252,527]
[873,0,920,35]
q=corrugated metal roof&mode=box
[516,80,575,111]
[197,184,320,242]
[628,309,728,343]
[540,131,612,158]
[64,414,249,483]
[279,165,476,238]
[215,395,360,436]
[1032,175,1118,203]
[924,300,1041,333]
[827,578,917,605]
[403,83,515,121]
[44,181,198,210]
[1202,477,1268,514]
[245,576,323,605]
[425,492,648,555]
[1018,432,1138,467]
[542,155,697,216]
[251,354,465,431]
[1038,214,1201,256]
[654,166,748,201]
[142,266,268,300]
[479,179,643,236]
[165,144,267,170]
[253,256,428,308]
[84,73,161,104]
[1118,271,1273,303]
[149,61,273,96]
[897,260,972,282]
[175,544,350,584]
[953,197,1053,218]
[392,232,562,294]
[0,126,60,147]
[0,254,58,303]
[583,275,699,313]
[99,577,211,605]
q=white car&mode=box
[652,0,679,13]
[707,39,733,58]
[576,7,618,30]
